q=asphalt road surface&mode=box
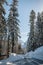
[0,58,43,65]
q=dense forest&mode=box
[27,10,43,51]
[0,0,43,60]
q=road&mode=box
[0,58,43,65]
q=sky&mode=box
[4,0,43,42]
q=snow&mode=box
[25,51,34,58]
[0,53,24,65]
[32,46,43,60]
[0,46,43,64]
[25,46,43,60]
[6,62,13,65]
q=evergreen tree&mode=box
[0,0,7,57]
[40,12,43,46]
[36,12,43,46]
[8,0,20,53]
[27,10,36,51]
[35,12,41,47]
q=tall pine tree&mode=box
[8,0,20,53]
[40,12,43,46]
[27,10,36,51]
[0,0,7,57]
[36,12,43,46]
[35,12,41,47]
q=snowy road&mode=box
[0,46,43,65]
[0,58,43,65]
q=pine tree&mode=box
[0,0,7,57]
[40,12,43,46]
[35,12,41,47]
[27,10,36,51]
[8,0,20,53]
[35,12,43,47]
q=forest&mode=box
[0,0,43,61]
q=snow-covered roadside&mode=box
[25,46,43,60]
[25,51,34,58]
[0,46,43,65]
[32,46,43,60]
[0,53,24,65]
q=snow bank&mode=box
[25,46,43,60]
[32,46,43,60]
[25,51,34,58]
[0,53,24,64]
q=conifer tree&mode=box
[27,10,36,51]
[36,12,43,46]
[8,0,20,53]
[0,0,7,57]
[40,12,43,46]
[35,13,41,47]
[35,12,43,47]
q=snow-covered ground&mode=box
[25,46,43,60]
[0,53,24,65]
[0,46,43,65]
[25,51,34,58]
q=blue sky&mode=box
[5,0,43,42]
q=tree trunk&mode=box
[7,35,10,57]
[0,37,2,57]
[12,32,14,53]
